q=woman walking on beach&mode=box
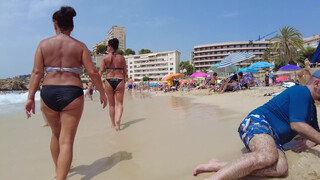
[24,6,107,180]
[99,38,127,131]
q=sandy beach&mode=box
[1,87,320,180]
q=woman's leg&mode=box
[105,82,116,129]
[56,96,84,180]
[41,100,61,178]
[115,80,125,131]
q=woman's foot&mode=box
[115,121,121,131]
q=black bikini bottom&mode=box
[106,79,123,90]
[40,85,83,112]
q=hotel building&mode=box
[125,50,181,82]
[93,25,126,52]
[193,40,272,71]
[303,34,320,48]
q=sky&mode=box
[1,0,320,78]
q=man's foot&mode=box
[111,124,116,129]
[193,158,226,176]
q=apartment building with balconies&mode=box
[303,34,320,48]
[193,40,272,71]
[125,50,181,82]
[93,25,126,52]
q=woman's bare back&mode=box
[103,53,126,79]
[41,34,85,87]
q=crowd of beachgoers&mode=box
[116,71,298,96]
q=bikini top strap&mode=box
[45,67,83,75]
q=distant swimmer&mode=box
[99,38,127,131]
[24,6,107,180]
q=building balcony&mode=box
[193,58,223,62]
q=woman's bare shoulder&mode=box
[39,36,86,48]
[38,36,57,46]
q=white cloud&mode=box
[0,0,68,26]
[222,11,239,17]
[27,0,67,19]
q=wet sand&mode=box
[1,87,320,180]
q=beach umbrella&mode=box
[150,83,158,87]
[276,76,289,82]
[209,64,238,73]
[219,52,255,68]
[237,67,258,73]
[311,41,320,63]
[278,64,302,71]
[189,72,208,78]
[161,74,170,81]
[248,61,274,69]
[166,73,185,81]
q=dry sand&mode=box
[1,86,320,180]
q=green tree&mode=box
[96,44,107,54]
[271,26,304,65]
[142,76,149,81]
[139,49,152,54]
[274,57,286,71]
[179,61,194,75]
[295,46,316,67]
[262,48,272,62]
[117,49,125,55]
[125,48,136,55]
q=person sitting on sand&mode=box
[208,72,218,94]
[193,70,320,180]
[219,72,243,94]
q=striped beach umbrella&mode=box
[219,52,255,68]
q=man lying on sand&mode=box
[193,70,320,180]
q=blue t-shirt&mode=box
[250,85,319,145]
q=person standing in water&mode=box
[24,6,107,180]
[99,38,127,131]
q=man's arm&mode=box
[291,122,320,144]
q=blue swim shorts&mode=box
[128,84,133,89]
[238,114,283,151]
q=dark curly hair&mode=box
[52,6,76,31]
[108,38,119,51]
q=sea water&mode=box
[0,91,41,115]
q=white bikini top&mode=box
[45,67,83,75]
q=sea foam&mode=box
[0,91,40,105]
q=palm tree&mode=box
[271,26,304,65]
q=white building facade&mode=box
[125,50,181,82]
[303,34,320,48]
[193,40,272,71]
[93,25,126,52]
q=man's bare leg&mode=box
[203,134,283,180]
[193,149,287,177]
